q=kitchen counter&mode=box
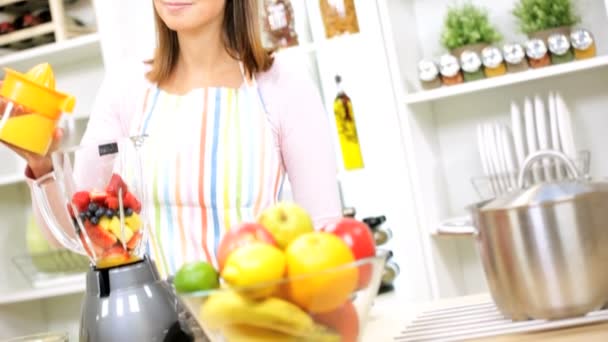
[361,292,608,341]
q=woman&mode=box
[2,0,341,277]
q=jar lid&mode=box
[460,51,482,73]
[418,60,439,81]
[503,43,526,64]
[481,46,504,68]
[525,39,548,59]
[439,54,460,77]
[570,29,594,50]
[548,34,571,56]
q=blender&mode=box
[31,135,195,341]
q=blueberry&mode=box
[125,208,134,216]
[78,212,87,221]
[95,208,105,218]
[85,210,93,218]
[90,216,99,225]
[88,203,98,213]
[105,209,115,218]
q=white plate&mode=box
[510,101,527,169]
[523,97,542,183]
[493,123,512,190]
[484,124,507,193]
[555,91,577,159]
[500,124,519,188]
[476,124,498,195]
[548,92,565,179]
[534,95,553,181]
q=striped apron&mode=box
[130,65,286,278]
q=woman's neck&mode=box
[169,17,244,91]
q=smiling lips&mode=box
[162,1,193,11]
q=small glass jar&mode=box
[570,28,597,60]
[460,50,485,82]
[481,46,507,78]
[503,43,529,73]
[418,60,442,90]
[525,39,551,68]
[439,54,463,86]
[548,33,574,64]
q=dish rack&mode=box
[396,297,608,341]
[12,249,89,288]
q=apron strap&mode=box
[238,61,270,116]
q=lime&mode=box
[174,261,219,293]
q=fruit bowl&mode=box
[176,253,387,342]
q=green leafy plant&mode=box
[513,0,581,34]
[440,2,502,51]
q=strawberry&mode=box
[90,191,108,205]
[79,232,104,256]
[105,196,119,210]
[127,231,142,250]
[123,192,142,213]
[84,221,117,248]
[105,173,128,197]
[71,191,90,213]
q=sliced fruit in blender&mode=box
[72,191,90,212]
[124,212,142,231]
[123,192,141,213]
[105,196,119,210]
[84,221,117,248]
[90,191,108,205]
[98,217,111,231]
[97,244,132,268]
[106,173,128,196]
[127,231,142,250]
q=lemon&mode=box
[174,261,219,293]
[221,243,286,298]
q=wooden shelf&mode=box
[0,22,55,47]
[403,55,608,104]
[0,32,100,69]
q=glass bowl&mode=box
[176,254,387,342]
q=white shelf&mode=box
[0,275,85,306]
[0,0,23,7]
[0,33,100,69]
[403,55,608,104]
[0,22,55,47]
[0,173,25,187]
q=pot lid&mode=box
[480,150,608,211]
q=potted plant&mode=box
[440,2,502,58]
[513,0,580,43]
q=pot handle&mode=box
[518,149,581,189]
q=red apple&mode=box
[312,300,359,342]
[216,222,277,271]
[322,218,376,289]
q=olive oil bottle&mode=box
[333,75,364,170]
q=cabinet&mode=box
[378,0,608,297]
[0,0,103,339]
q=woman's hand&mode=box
[0,81,64,179]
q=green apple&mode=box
[257,202,314,249]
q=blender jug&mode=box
[32,135,150,268]
[0,63,75,155]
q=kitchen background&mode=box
[0,0,607,339]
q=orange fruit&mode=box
[285,232,358,313]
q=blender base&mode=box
[79,257,194,342]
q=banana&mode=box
[200,290,334,338]
[222,324,341,342]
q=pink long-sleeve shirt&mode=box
[26,54,343,273]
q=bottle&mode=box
[460,50,485,82]
[481,46,507,78]
[525,39,551,68]
[319,0,360,39]
[548,33,574,64]
[333,75,364,170]
[263,0,299,49]
[439,54,463,86]
[418,60,442,90]
[570,29,596,60]
[503,43,529,73]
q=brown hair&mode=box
[146,0,274,83]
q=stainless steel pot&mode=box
[470,150,608,321]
